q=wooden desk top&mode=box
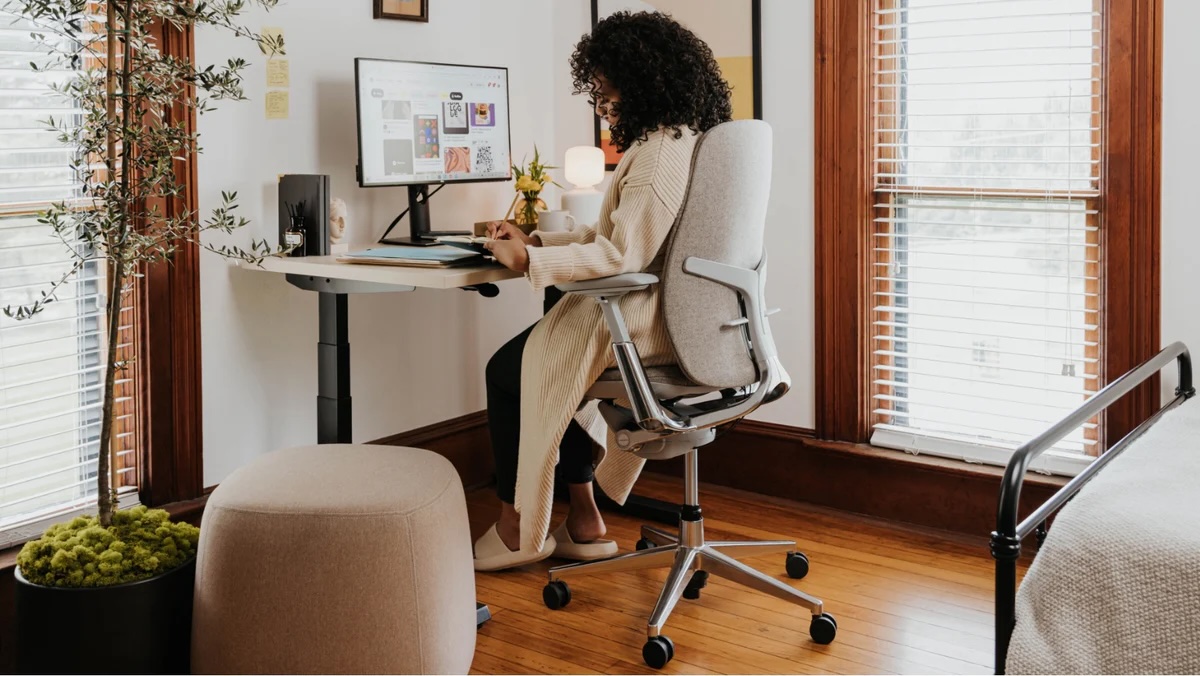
[241,249,524,290]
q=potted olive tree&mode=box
[1,1,283,672]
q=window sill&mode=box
[0,492,214,576]
[803,435,1070,491]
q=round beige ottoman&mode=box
[191,445,476,674]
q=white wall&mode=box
[1162,0,1200,398]
[198,0,1198,484]
[551,0,817,429]
[199,0,817,486]
[197,0,552,485]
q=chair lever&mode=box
[723,308,781,330]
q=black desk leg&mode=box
[317,293,352,443]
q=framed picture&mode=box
[375,0,429,22]
[591,0,762,170]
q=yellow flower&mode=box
[515,175,541,192]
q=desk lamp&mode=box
[561,146,606,227]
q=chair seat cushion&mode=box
[588,365,716,399]
[597,365,694,385]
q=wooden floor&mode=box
[467,473,1025,675]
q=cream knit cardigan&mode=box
[514,128,697,554]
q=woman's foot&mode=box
[565,504,608,543]
[474,502,560,572]
[565,482,607,543]
[494,495,607,549]
[553,482,618,561]
[496,501,522,551]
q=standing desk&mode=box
[242,252,680,624]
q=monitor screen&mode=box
[355,59,512,188]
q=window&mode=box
[0,9,139,545]
[815,0,1161,472]
[870,0,1101,474]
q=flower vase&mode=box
[515,196,547,226]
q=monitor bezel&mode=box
[354,57,514,189]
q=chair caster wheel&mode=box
[542,580,571,610]
[636,537,655,551]
[642,635,675,668]
[786,551,810,579]
[809,612,838,645]
[683,570,708,600]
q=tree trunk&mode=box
[96,0,121,528]
[96,260,125,528]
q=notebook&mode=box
[338,246,484,268]
[436,235,492,255]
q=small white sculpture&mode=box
[329,197,349,244]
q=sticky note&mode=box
[260,27,284,56]
[265,91,289,120]
[267,59,290,88]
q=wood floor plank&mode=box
[475,633,598,674]
[485,613,622,673]
[468,476,1006,674]
[597,518,996,628]
[476,583,722,675]
[587,567,987,674]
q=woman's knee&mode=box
[485,349,502,388]
[487,327,532,392]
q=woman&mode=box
[473,10,733,571]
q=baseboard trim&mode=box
[369,413,1065,536]
[161,493,210,527]
[370,411,494,490]
[644,419,1065,535]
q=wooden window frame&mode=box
[131,20,205,507]
[814,0,1163,448]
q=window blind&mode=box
[870,0,1102,475]
[0,10,136,544]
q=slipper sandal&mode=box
[473,524,557,572]
[550,521,619,561]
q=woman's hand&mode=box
[486,221,539,247]
[486,238,530,273]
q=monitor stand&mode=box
[380,184,469,247]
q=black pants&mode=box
[487,324,596,504]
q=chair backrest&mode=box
[662,120,774,389]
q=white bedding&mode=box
[1007,400,1200,674]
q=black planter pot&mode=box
[14,557,196,675]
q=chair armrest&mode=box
[557,273,659,297]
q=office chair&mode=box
[541,120,836,668]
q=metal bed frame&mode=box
[990,341,1195,674]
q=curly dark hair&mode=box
[571,11,733,153]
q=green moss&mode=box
[16,507,199,588]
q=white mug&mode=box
[538,210,576,233]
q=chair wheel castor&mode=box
[542,580,571,610]
[809,612,838,645]
[683,570,708,600]
[636,537,655,551]
[786,551,810,579]
[642,635,675,668]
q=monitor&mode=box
[355,58,512,188]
